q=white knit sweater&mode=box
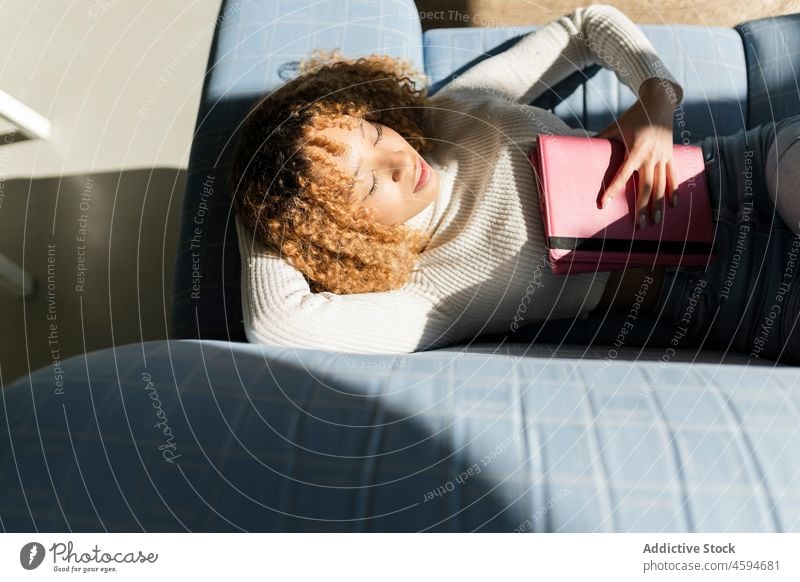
[235,4,685,354]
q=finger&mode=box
[600,156,635,209]
[651,163,666,224]
[667,159,679,208]
[636,163,654,229]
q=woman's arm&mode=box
[235,217,458,354]
[435,3,683,106]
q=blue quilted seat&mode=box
[425,24,748,138]
[2,1,799,532]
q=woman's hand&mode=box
[595,78,680,228]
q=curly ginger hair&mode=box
[229,51,435,295]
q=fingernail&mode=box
[654,209,662,224]
[672,194,679,208]
[639,213,647,228]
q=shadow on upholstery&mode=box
[0,340,523,532]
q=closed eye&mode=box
[367,123,383,197]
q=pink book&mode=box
[529,134,719,275]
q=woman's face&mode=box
[316,115,440,225]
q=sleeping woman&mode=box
[230,3,800,364]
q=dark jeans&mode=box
[512,117,800,365]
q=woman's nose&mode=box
[388,150,413,183]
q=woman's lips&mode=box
[414,156,431,193]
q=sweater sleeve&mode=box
[235,216,458,354]
[435,3,684,106]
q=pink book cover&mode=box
[529,134,719,275]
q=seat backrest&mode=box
[169,0,425,340]
[735,13,800,127]
[423,24,749,139]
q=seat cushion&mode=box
[424,24,748,139]
[2,339,797,531]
